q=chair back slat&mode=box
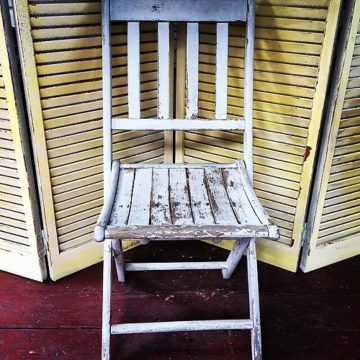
[186,23,199,119]
[158,22,170,120]
[110,0,247,22]
[215,23,229,120]
[127,22,141,119]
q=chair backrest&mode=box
[102,0,255,195]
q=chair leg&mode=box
[112,239,125,283]
[247,238,262,360]
[102,240,113,360]
[222,238,250,279]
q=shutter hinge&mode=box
[39,229,49,258]
[301,222,308,248]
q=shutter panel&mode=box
[301,0,360,272]
[14,0,172,280]
[176,0,342,271]
[0,1,46,281]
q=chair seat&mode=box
[99,160,279,241]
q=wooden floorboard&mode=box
[0,241,359,360]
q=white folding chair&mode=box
[95,1,279,359]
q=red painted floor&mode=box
[0,241,359,360]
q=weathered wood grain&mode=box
[187,168,214,225]
[127,168,153,226]
[204,168,237,225]
[110,0,247,22]
[169,168,193,225]
[112,118,245,130]
[150,168,171,225]
[186,22,199,119]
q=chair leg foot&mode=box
[102,240,113,360]
[247,238,262,360]
[222,238,250,279]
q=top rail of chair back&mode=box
[110,0,248,22]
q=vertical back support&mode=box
[127,22,141,119]
[158,22,171,119]
[102,0,112,197]
[243,0,255,183]
[215,23,229,119]
[186,23,199,119]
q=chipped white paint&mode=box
[95,162,279,241]
[127,22,140,119]
[110,0,247,22]
[169,168,193,225]
[187,168,214,225]
[222,239,250,279]
[151,168,171,225]
[204,168,237,225]
[94,161,120,241]
[96,2,275,359]
[215,23,229,119]
[102,239,112,360]
[106,223,271,240]
[112,239,125,282]
[111,319,253,335]
[243,0,255,183]
[247,238,262,359]
[186,22,199,119]
[125,261,227,271]
[109,168,135,226]
[102,0,112,194]
[127,168,153,225]
[158,22,170,119]
[112,118,245,130]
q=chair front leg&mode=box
[247,238,262,360]
[102,239,113,360]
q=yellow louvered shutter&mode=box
[0,3,46,281]
[10,0,349,278]
[301,0,360,272]
[176,0,342,271]
[13,0,173,280]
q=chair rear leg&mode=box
[102,240,113,360]
[222,238,250,279]
[112,239,125,283]
[247,238,262,360]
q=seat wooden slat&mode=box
[109,168,135,226]
[151,168,171,225]
[106,161,279,239]
[169,168,193,225]
[215,23,229,120]
[236,160,278,237]
[127,168,152,225]
[186,23,199,119]
[158,22,170,120]
[204,168,238,225]
[127,22,140,119]
[223,168,258,225]
[187,168,215,225]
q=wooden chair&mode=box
[94,0,279,359]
